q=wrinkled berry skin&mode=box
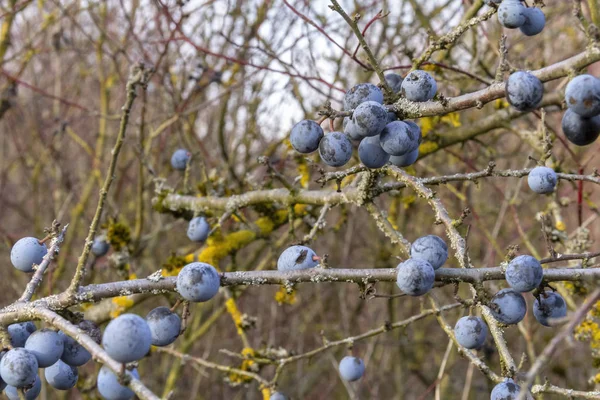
[520,7,545,36]
[454,316,488,349]
[11,237,47,273]
[410,235,448,270]
[385,73,403,93]
[379,121,420,156]
[24,328,64,368]
[59,331,91,367]
[527,166,557,194]
[565,74,600,118]
[187,216,210,242]
[318,132,353,167]
[45,360,78,390]
[358,136,390,169]
[343,83,384,110]
[146,306,182,346]
[5,374,41,400]
[351,101,389,137]
[338,356,365,382]
[102,314,152,363]
[390,148,419,167]
[176,262,221,302]
[505,255,543,292]
[505,71,543,111]
[498,0,526,29]
[491,378,532,400]
[562,109,600,146]
[0,348,38,388]
[533,291,567,327]
[97,366,139,400]
[396,258,435,296]
[401,70,437,102]
[277,245,318,271]
[91,238,110,257]
[290,120,324,154]
[170,149,191,170]
[490,289,527,325]
[8,322,36,348]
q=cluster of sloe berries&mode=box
[488,0,545,36]
[562,74,600,146]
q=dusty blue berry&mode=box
[390,148,419,167]
[277,245,318,271]
[527,166,557,194]
[379,121,420,156]
[498,0,526,28]
[146,306,181,346]
[385,73,403,93]
[91,238,110,257]
[176,262,220,302]
[358,135,390,169]
[344,119,363,141]
[103,314,151,363]
[351,101,388,137]
[187,216,210,242]
[10,238,47,273]
[170,149,190,170]
[401,70,437,102]
[533,291,567,327]
[59,331,91,367]
[4,375,41,400]
[505,71,543,111]
[562,109,600,146]
[8,322,36,348]
[520,7,545,36]
[396,258,435,296]
[490,289,527,325]
[97,366,139,400]
[343,83,383,110]
[269,392,288,400]
[410,235,448,270]
[338,356,365,382]
[45,360,78,390]
[454,316,488,349]
[491,378,533,400]
[505,255,543,292]
[290,120,324,154]
[0,348,38,388]
[565,74,600,118]
[319,132,353,167]
[24,329,63,368]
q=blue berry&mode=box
[386,111,398,124]
[277,245,318,271]
[97,366,139,400]
[520,7,545,36]
[379,121,420,156]
[170,149,190,170]
[562,109,600,146]
[146,306,181,346]
[491,378,532,400]
[270,392,288,400]
[498,0,526,29]
[187,216,210,242]
[505,255,543,292]
[44,360,78,390]
[490,289,527,325]
[527,166,557,194]
[533,291,567,327]
[385,73,403,93]
[4,375,41,400]
[0,348,38,387]
[505,71,543,111]
[351,101,389,137]
[390,148,419,167]
[91,237,110,257]
[59,331,91,367]
[358,136,390,169]
[319,132,353,167]
[24,329,64,368]
[102,314,152,363]
[338,356,365,382]
[410,235,448,270]
[565,74,600,118]
[290,120,324,154]
[454,316,488,349]
[401,70,437,102]
[176,262,221,302]
[344,119,363,141]
[8,322,36,348]
[343,83,384,111]
[10,237,47,273]
[396,258,435,296]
